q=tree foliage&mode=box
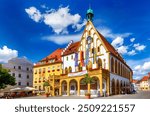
[82,74,94,85]
[0,64,16,89]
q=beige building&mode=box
[140,73,150,90]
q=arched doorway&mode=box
[116,80,119,94]
[97,58,102,68]
[111,79,115,95]
[69,79,77,95]
[61,80,67,95]
[90,77,99,95]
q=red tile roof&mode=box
[141,76,150,81]
[41,48,63,62]
[97,31,132,71]
[132,79,138,83]
[34,48,63,67]
[62,41,80,56]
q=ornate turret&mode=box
[86,7,94,21]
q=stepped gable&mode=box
[62,41,80,56]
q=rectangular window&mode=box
[12,73,15,77]
[18,82,21,86]
[27,82,29,86]
[27,67,29,71]
[18,66,21,70]
[27,75,29,79]
[71,55,73,60]
[14,66,15,69]
[66,57,68,61]
[18,74,21,78]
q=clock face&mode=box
[87,36,92,44]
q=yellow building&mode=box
[33,48,63,96]
[33,8,133,97]
[140,75,150,90]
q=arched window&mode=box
[78,63,82,72]
[115,60,117,74]
[118,62,120,75]
[97,58,102,68]
[65,67,68,74]
[69,66,72,73]
[120,64,122,76]
[97,46,100,52]
[111,58,114,73]
[88,61,92,70]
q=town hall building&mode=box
[33,8,133,97]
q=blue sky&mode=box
[0,0,150,79]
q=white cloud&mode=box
[130,38,135,42]
[134,65,141,70]
[97,27,131,39]
[117,46,128,54]
[142,62,150,71]
[0,46,18,63]
[25,6,85,34]
[111,37,124,48]
[127,58,150,80]
[42,33,81,45]
[25,7,42,22]
[133,43,146,51]
[75,19,86,32]
[128,50,136,56]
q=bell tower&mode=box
[86,7,94,21]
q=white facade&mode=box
[3,58,33,87]
[62,53,76,72]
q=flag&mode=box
[75,53,78,67]
[80,51,84,66]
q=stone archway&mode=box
[69,79,77,95]
[111,79,115,95]
[61,80,67,95]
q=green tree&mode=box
[82,74,93,85]
[0,64,16,89]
